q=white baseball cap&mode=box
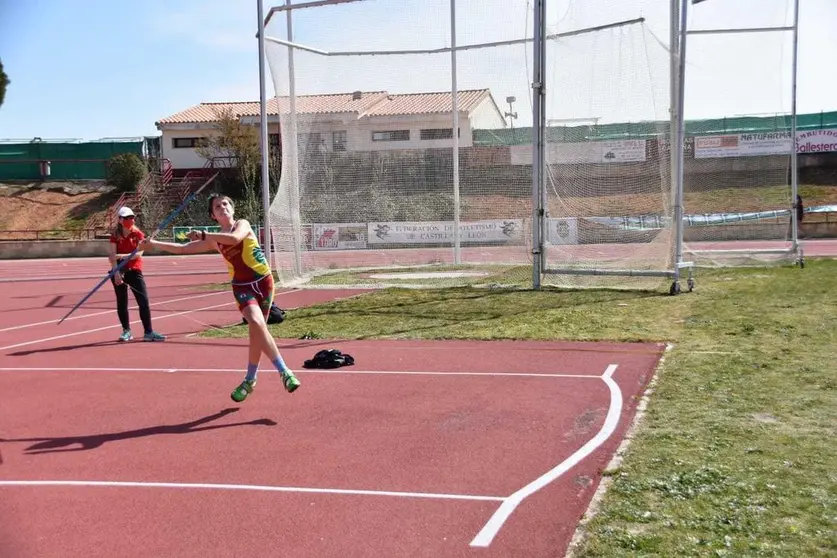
[117,207,135,218]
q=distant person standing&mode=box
[791,194,805,239]
[108,207,166,342]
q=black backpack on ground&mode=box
[303,349,355,369]
[241,303,286,325]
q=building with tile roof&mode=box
[155,89,507,171]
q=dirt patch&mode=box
[0,183,118,236]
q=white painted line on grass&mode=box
[470,364,623,548]
[0,302,234,352]
[0,480,504,502]
[0,291,227,333]
[0,366,602,379]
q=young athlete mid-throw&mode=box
[140,194,300,401]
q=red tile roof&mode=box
[156,89,493,126]
[363,90,490,117]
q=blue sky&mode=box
[0,0,834,141]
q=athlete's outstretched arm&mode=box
[141,238,215,255]
[204,219,252,246]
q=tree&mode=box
[0,59,9,108]
[196,107,262,222]
[105,153,147,192]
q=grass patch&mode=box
[64,216,88,230]
[200,259,837,556]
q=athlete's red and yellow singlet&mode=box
[217,229,274,317]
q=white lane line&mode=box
[0,302,234,352]
[470,364,623,547]
[0,270,227,283]
[0,291,227,333]
[0,254,219,266]
[0,367,602,379]
[0,480,504,502]
[0,287,301,333]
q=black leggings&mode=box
[111,268,153,334]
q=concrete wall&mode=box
[0,240,110,260]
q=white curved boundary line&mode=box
[0,480,504,503]
[470,364,623,548]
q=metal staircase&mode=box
[94,159,218,237]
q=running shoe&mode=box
[231,379,256,403]
[281,370,301,393]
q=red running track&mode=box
[0,261,668,556]
[0,337,665,558]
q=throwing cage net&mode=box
[265,0,535,289]
[538,4,676,291]
[263,0,688,290]
[680,0,801,268]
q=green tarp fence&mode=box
[0,140,144,180]
[473,110,837,146]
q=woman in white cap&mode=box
[108,207,166,342]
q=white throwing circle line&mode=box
[470,364,623,547]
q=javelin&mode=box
[57,179,215,325]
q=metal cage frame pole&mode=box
[669,0,680,282]
[672,0,688,285]
[257,0,272,260]
[265,18,644,57]
[531,0,546,290]
[790,0,801,257]
[451,0,462,265]
[285,0,304,277]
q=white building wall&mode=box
[160,107,497,170]
[469,98,507,130]
[161,128,214,170]
[352,114,474,151]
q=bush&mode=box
[105,153,147,192]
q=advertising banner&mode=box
[510,140,647,165]
[695,128,837,158]
[546,218,579,245]
[796,129,837,154]
[312,223,367,250]
[367,220,524,244]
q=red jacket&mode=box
[110,227,146,272]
